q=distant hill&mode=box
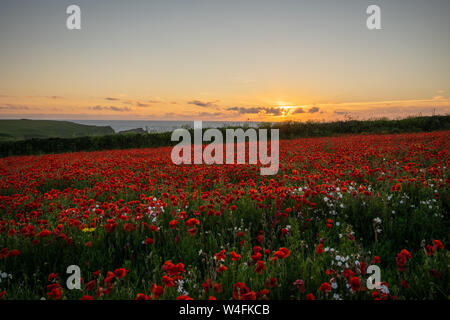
[117,127,147,134]
[0,119,114,141]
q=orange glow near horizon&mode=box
[0,1,449,121]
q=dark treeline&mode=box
[263,115,450,138]
[0,115,449,157]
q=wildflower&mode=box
[114,268,128,279]
[150,284,164,298]
[217,264,228,273]
[37,229,51,237]
[163,275,175,287]
[349,276,361,292]
[293,279,305,293]
[305,293,315,300]
[135,293,148,300]
[255,260,266,274]
[274,247,291,259]
[319,282,331,292]
[230,251,241,261]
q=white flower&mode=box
[380,284,389,294]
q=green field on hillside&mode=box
[0,119,114,141]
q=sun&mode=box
[278,106,295,116]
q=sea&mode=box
[68,120,263,133]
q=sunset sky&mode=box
[1,0,449,121]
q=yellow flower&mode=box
[81,227,96,233]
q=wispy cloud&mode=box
[115,98,152,107]
[227,106,262,114]
[292,107,305,114]
[227,106,282,116]
[0,104,30,110]
[197,111,223,117]
[89,105,131,112]
[188,100,219,108]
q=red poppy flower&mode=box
[217,264,228,273]
[305,293,315,300]
[150,284,164,298]
[114,268,128,279]
[135,293,148,300]
[274,247,291,259]
[255,260,266,274]
[37,229,51,237]
[293,279,305,293]
[230,251,241,261]
[349,276,361,292]
[48,273,58,282]
[319,282,331,292]
[163,275,175,287]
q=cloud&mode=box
[89,105,131,112]
[227,106,261,114]
[308,107,320,113]
[105,97,120,101]
[48,96,64,99]
[117,99,152,107]
[188,100,219,108]
[263,107,282,116]
[0,104,30,110]
[197,111,223,117]
[292,107,305,114]
[334,110,349,115]
[227,106,283,116]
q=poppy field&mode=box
[0,131,449,300]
